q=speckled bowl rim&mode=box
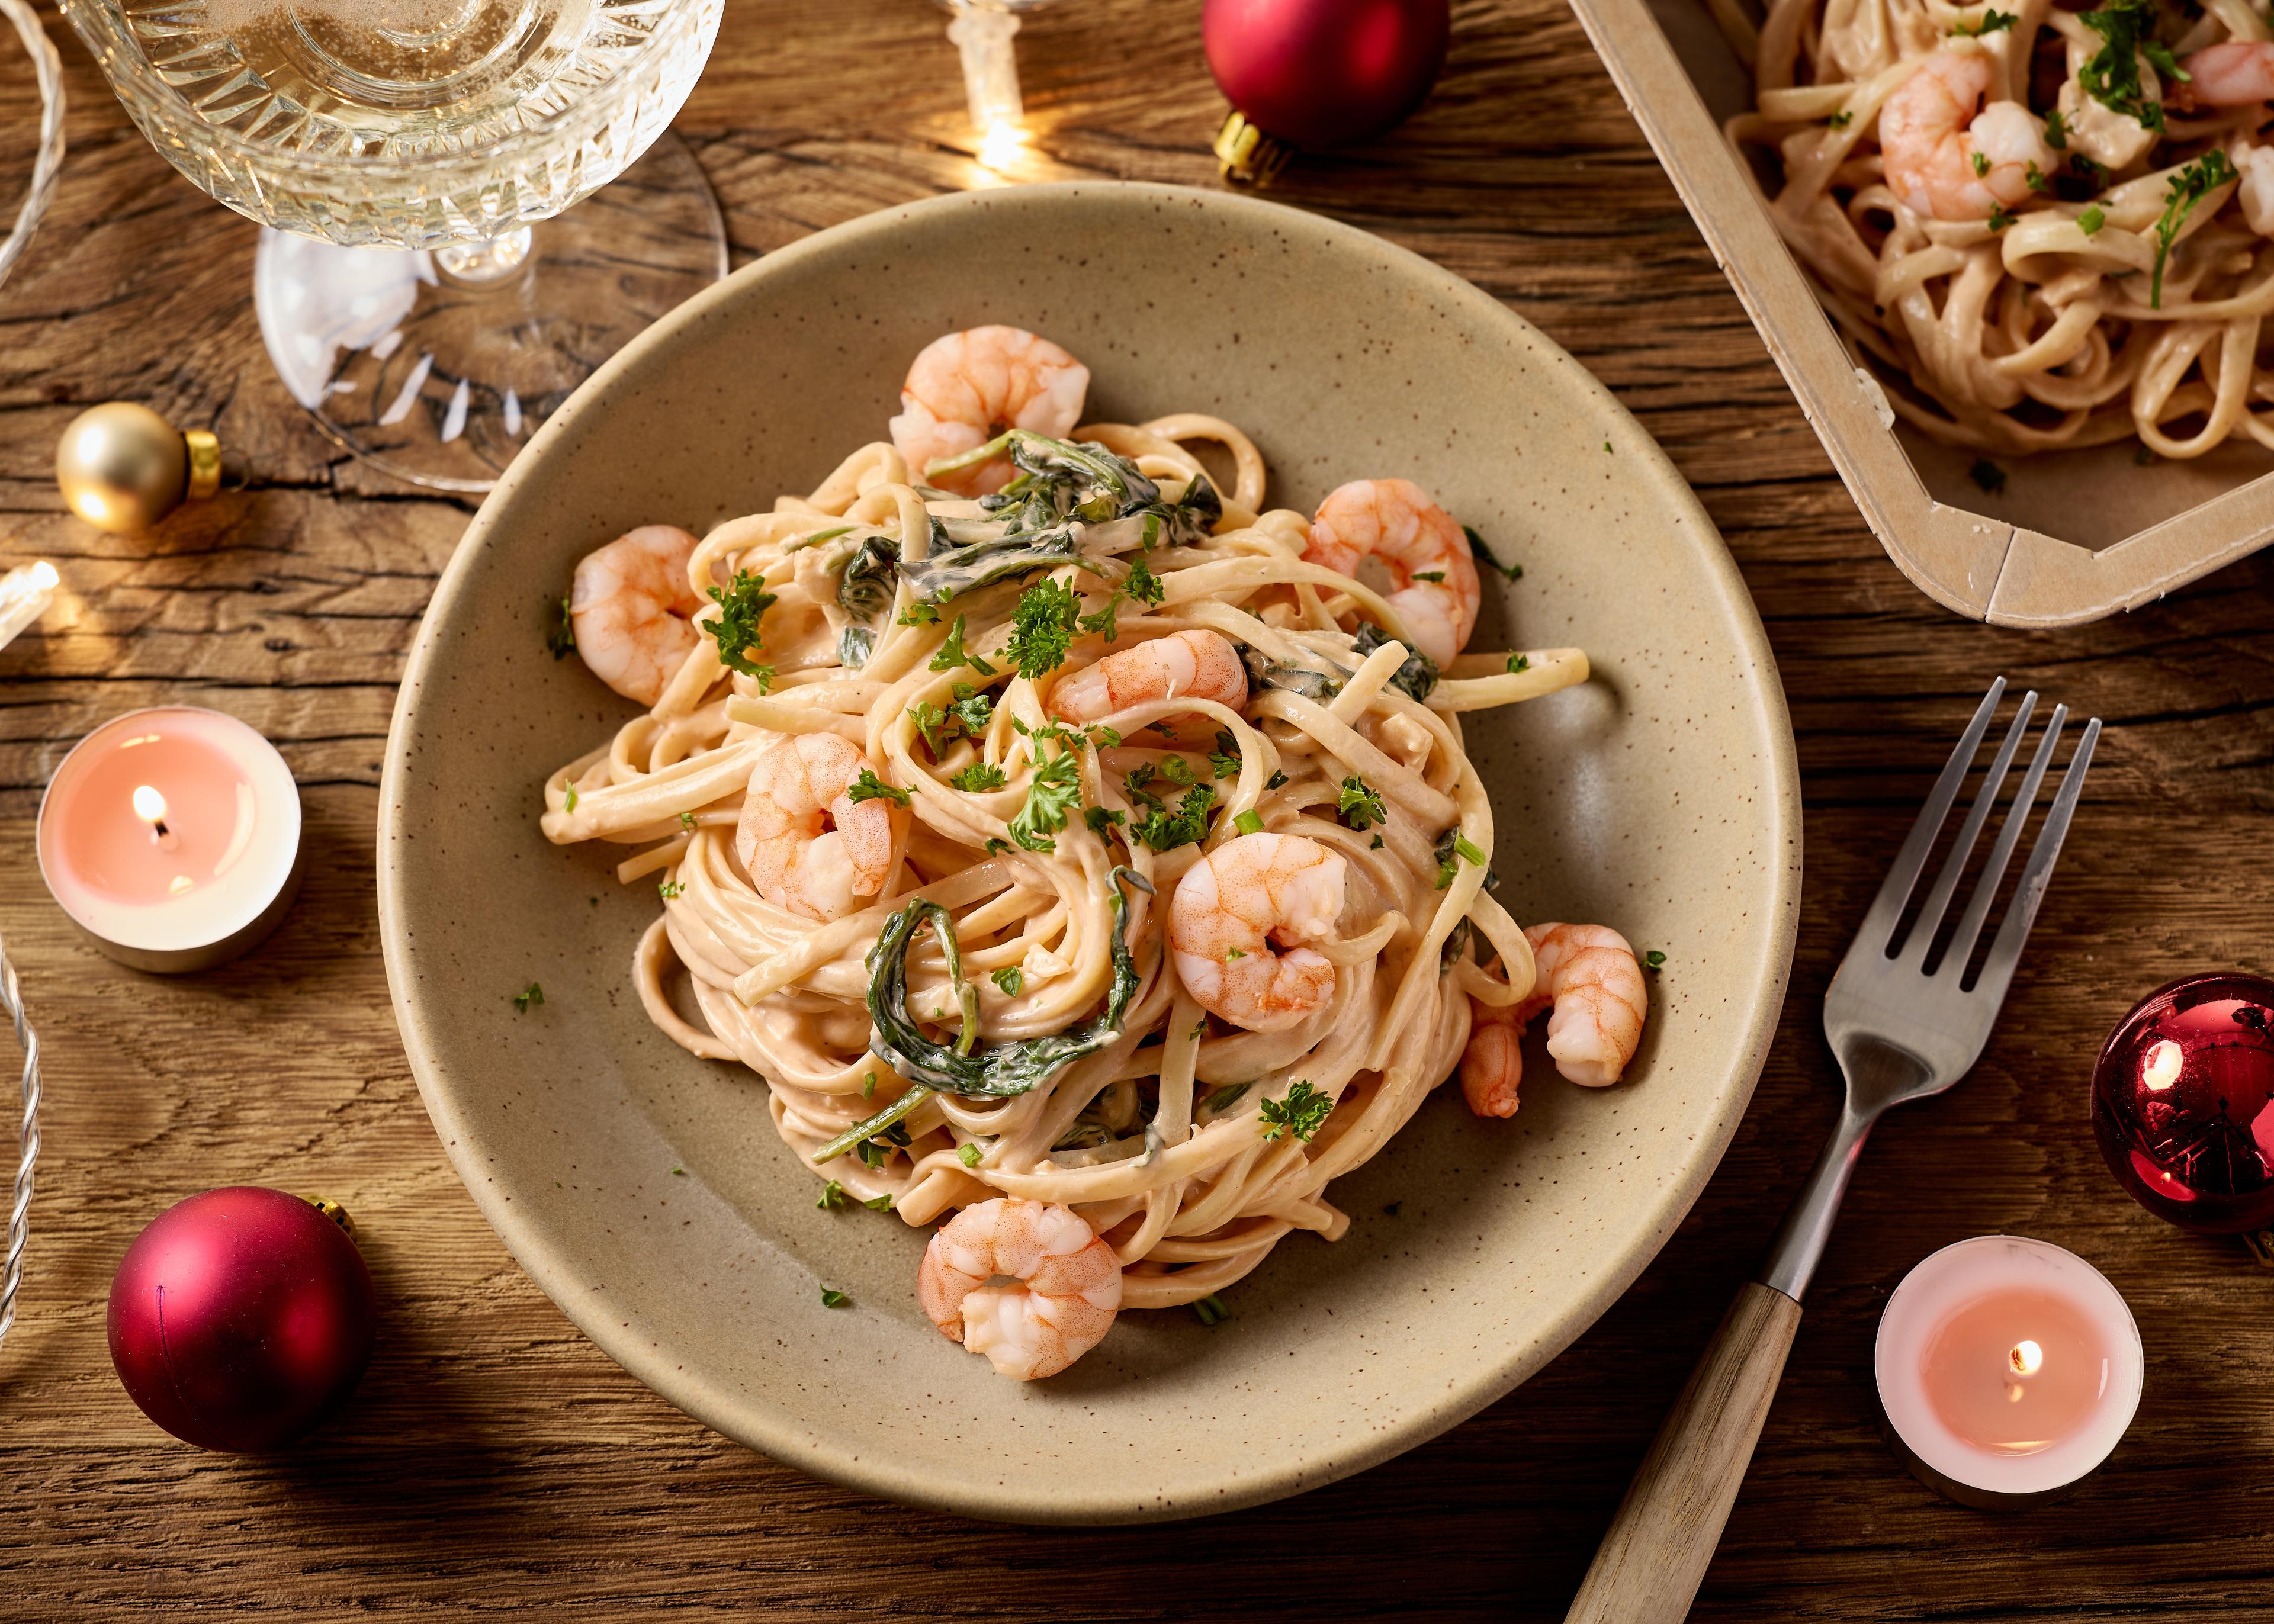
[379,181,1801,1523]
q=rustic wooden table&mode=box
[4,0,2271,1617]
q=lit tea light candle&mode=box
[1876,1236,2143,1509]
[38,707,304,973]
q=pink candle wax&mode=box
[38,708,302,972]
[1877,1236,2141,1508]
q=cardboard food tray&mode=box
[1566,0,2274,625]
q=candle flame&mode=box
[2141,1038,2183,1092]
[978,120,1028,171]
[2009,1339,2044,1377]
[132,784,168,824]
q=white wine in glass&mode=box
[65,0,725,489]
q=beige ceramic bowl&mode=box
[379,181,1801,1523]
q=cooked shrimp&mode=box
[2233,139,2274,237]
[1460,998,1525,1118]
[1170,832,1346,1033]
[2175,41,2274,108]
[1881,51,2053,223]
[1049,628,1249,745]
[889,326,1090,496]
[735,731,905,922]
[918,1198,1123,1380]
[1303,478,1481,667]
[570,525,704,706]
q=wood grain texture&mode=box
[3,0,2273,1618]
[1566,1282,1803,1624]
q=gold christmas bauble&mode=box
[55,402,221,533]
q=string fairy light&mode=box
[937,0,1057,168]
[0,559,58,655]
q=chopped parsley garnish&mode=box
[563,784,578,813]
[898,600,941,628]
[2080,0,2179,132]
[2152,149,2236,308]
[1337,775,1387,830]
[1205,1082,1252,1112]
[1259,1080,1334,1143]
[1411,570,1446,583]
[512,982,544,1013]
[702,570,778,685]
[1463,524,1524,583]
[820,1287,850,1308]
[985,837,1012,856]
[1077,593,1124,641]
[856,1139,889,1170]
[992,966,1023,996]
[1158,754,1196,787]
[929,613,998,675]
[1233,808,1266,836]
[1370,834,1384,849]
[1645,950,1668,970]
[2024,162,2048,195]
[1132,784,1216,851]
[2078,204,2106,236]
[1970,151,1990,179]
[2044,108,2068,150]
[1192,1294,1230,1327]
[1434,828,1491,888]
[847,768,910,806]
[863,1192,894,1211]
[1828,109,1854,131]
[1008,750,1085,852]
[680,810,697,830]
[1969,459,2008,496]
[1987,203,2013,233]
[1007,578,1080,677]
[2135,443,2160,466]
[1126,553,1164,603]
[1507,652,1531,674]
[1264,768,1289,791]
[816,1179,851,1211]
[659,880,685,900]
[671,1166,685,1176]
[546,593,576,658]
[949,683,995,735]
[1225,947,1247,960]
[1209,729,1241,780]
[862,1071,878,1098]
[1084,805,1126,837]
[909,700,950,755]
[1951,7,2014,33]
[958,1142,984,1168]
[949,761,1008,792]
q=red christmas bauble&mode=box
[107,1186,377,1451]
[1203,0,1451,152]
[2090,973,2274,1234]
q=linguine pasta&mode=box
[1729,0,2274,457]
[538,403,1591,1329]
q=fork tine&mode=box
[1939,702,2065,977]
[1897,690,2037,966]
[1853,678,2005,954]
[1967,716,2100,1009]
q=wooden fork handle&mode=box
[1563,1281,1803,1624]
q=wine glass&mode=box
[61,0,726,491]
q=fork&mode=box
[1565,679,2100,1624]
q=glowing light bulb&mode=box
[30,561,59,591]
[2141,1037,2183,1092]
[0,559,60,653]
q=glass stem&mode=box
[434,227,535,286]
[946,2,1022,132]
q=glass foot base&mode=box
[253,131,727,493]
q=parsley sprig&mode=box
[1337,775,1387,830]
[847,768,910,806]
[2151,149,2236,308]
[929,614,998,676]
[2079,0,2181,132]
[1008,750,1085,853]
[1007,579,1080,678]
[703,570,778,687]
[1259,1080,1334,1143]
